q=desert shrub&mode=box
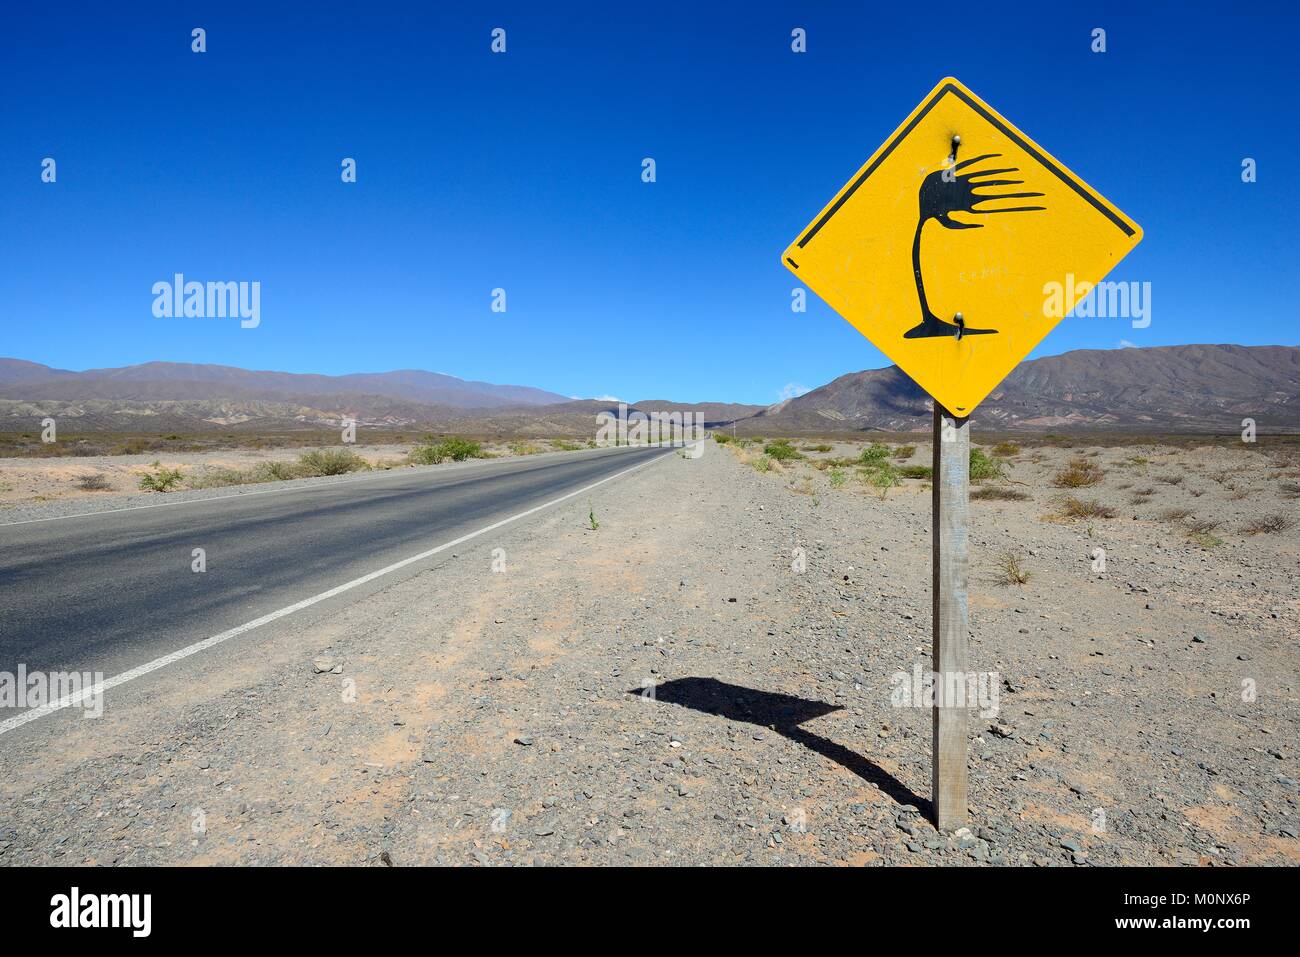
[1052,458,1103,488]
[1155,473,1184,485]
[1156,506,1193,522]
[713,433,734,445]
[900,465,933,480]
[828,468,847,489]
[1058,496,1116,519]
[1185,516,1222,535]
[510,441,543,455]
[409,439,484,465]
[260,460,301,481]
[764,439,802,461]
[189,460,310,488]
[859,443,891,465]
[410,444,446,465]
[867,462,901,498]
[992,442,1021,457]
[1277,481,1300,499]
[995,550,1031,585]
[893,444,916,460]
[1241,513,1294,535]
[803,443,833,453]
[187,467,254,489]
[809,459,830,471]
[298,449,370,476]
[969,448,1006,483]
[441,438,484,461]
[751,456,773,473]
[138,462,185,492]
[550,439,582,451]
[972,486,1029,501]
[76,473,112,491]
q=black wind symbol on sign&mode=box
[903,153,1046,340]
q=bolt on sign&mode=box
[782,77,1142,415]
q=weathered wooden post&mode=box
[931,404,969,831]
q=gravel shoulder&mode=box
[1,437,1295,866]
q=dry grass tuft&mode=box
[994,550,1031,585]
[1052,458,1104,488]
[1057,496,1116,520]
[1241,513,1294,535]
[972,486,1029,501]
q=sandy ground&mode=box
[0,436,1296,865]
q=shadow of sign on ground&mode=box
[629,676,930,817]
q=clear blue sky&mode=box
[2,1,1296,404]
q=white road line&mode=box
[0,445,642,528]
[0,448,677,738]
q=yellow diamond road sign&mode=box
[783,77,1142,416]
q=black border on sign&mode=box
[795,82,1136,249]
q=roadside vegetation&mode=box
[866,462,901,498]
[78,432,599,499]
[299,448,370,475]
[969,448,1007,484]
[859,443,891,465]
[1241,513,1293,535]
[764,439,803,461]
[1054,495,1116,520]
[972,485,1029,501]
[408,438,486,465]
[994,549,1032,586]
[137,462,186,492]
[179,449,373,491]
[1052,458,1105,488]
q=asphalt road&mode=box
[0,446,671,690]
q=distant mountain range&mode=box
[0,359,762,434]
[0,359,568,409]
[2,344,1296,435]
[743,344,1300,433]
